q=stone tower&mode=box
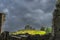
[0,13,5,33]
[53,0,60,40]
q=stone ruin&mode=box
[53,0,60,40]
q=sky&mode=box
[0,0,56,32]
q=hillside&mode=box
[10,30,46,36]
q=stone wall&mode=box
[53,0,60,40]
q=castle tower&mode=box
[0,13,5,33]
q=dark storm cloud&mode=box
[0,0,56,32]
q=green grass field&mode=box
[10,30,47,36]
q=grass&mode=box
[10,30,46,36]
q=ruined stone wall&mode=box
[53,0,60,40]
[0,13,5,33]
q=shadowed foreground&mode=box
[0,31,52,40]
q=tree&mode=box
[40,26,45,31]
[45,27,52,34]
[25,24,32,30]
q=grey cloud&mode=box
[0,0,56,32]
